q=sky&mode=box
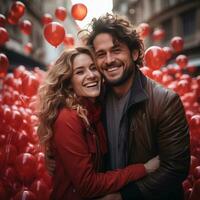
[71,0,113,28]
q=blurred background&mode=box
[0,1,200,200]
[0,0,199,71]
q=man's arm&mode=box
[121,93,190,200]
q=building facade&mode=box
[113,0,200,69]
[0,0,80,69]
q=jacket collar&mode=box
[100,66,149,108]
[127,66,149,109]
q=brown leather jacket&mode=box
[126,68,190,199]
[102,67,190,200]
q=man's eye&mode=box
[113,48,121,53]
[96,53,105,58]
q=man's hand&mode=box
[94,193,122,200]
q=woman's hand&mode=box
[144,155,160,173]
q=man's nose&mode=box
[105,53,114,64]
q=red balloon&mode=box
[193,166,200,180]
[138,23,150,38]
[3,166,17,183]
[152,70,163,83]
[15,153,37,183]
[0,14,6,27]
[55,6,67,21]
[177,79,190,96]
[71,3,87,20]
[41,13,53,25]
[140,66,152,78]
[44,22,65,47]
[152,28,165,42]
[175,54,188,69]
[0,27,9,45]
[190,115,200,129]
[63,34,75,47]
[144,46,166,70]
[170,36,184,52]
[10,1,25,19]
[0,181,8,200]
[163,46,173,60]
[22,74,40,97]
[7,12,19,25]
[189,179,200,200]
[3,144,18,165]
[0,53,9,78]
[24,42,33,54]
[30,180,50,200]
[20,20,32,35]
[13,190,37,200]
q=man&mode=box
[85,13,190,200]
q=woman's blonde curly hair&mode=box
[37,47,95,147]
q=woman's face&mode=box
[71,53,101,99]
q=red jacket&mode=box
[50,100,146,200]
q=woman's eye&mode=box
[75,70,84,75]
[91,65,97,71]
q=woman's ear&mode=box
[132,50,139,61]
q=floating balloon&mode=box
[144,46,166,70]
[22,74,40,97]
[15,153,37,183]
[55,6,67,21]
[0,53,9,78]
[0,14,6,27]
[163,46,173,60]
[10,1,25,19]
[43,22,65,47]
[41,13,52,25]
[20,20,32,35]
[24,42,33,54]
[7,12,19,25]
[152,28,165,42]
[170,36,184,52]
[63,34,75,47]
[0,27,9,45]
[13,190,37,200]
[30,179,50,200]
[71,3,87,20]
[152,70,163,83]
[138,23,150,38]
[140,66,152,78]
[175,54,188,69]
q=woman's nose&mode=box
[86,70,95,79]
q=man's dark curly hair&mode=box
[85,13,144,67]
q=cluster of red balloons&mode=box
[0,66,52,200]
[42,3,87,47]
[7,1,25,25]
[142,35,200,200]
[0,1,34,61]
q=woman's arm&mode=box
[54,109,158,198]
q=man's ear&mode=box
[132,50,139,61]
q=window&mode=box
[181,9,196,37]
[162,19,172,42]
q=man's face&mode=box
[93,33,136,86]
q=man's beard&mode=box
[103,61,135,86]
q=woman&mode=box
[37,47,159,200]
